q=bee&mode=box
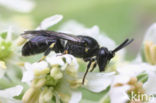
[21,30,133,84]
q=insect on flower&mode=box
[21,30,133,84]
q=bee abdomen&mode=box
[22,41,51,56]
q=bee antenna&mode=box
[112,38,134,53]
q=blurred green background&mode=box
[0,0,156,59]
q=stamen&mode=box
[144,41,156,65]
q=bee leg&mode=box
[82,58,95,85]
[39,42,56,62]
[82,60,92,85]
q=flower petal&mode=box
[36,15,63,30]
[22,70,33,85]
[32,61,48,71]
[0,85,23,98]
[22,61,48,84]
[144,23,156,44]
[0,97,22,103]
[148,97,156,103]
[62,54,79,71]
[46,54,78,71]
[144,71,156,95]
[112,75,131,85]
[24,62,33,71]
[58,20,95,35]
[0,0,35,13]
[46,54,65,66]
[79,72,115,93]
[25,61,48,71]
[95,33,116,50]
[69,91,82,103]
[109,85,130,103]
[117,63,155,77]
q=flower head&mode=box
[138,23,156,65]
[22,54,82,103]
[0,27,21,79]
[107,63,156,103]
[22,53,115,103]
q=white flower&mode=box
[136,23,156,65]
[0,0,35,13]
[108,63,156,103]
[22,53,116,103]
[124,23,156,100]
[0,85,23,103]
[109,83,130,103]
[69,91,82,103]
[143,70,156,95]
[0,27,20,79]
[0,27,22,62]
[22,54,82,103]
[79,72,115,93]
[143,23,156,44]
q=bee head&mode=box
[96,47,114,72]
[96,38,133,72]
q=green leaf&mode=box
[79,86,110,102]
[137,73,148,83]
[0,32,7,39]
[0,41,12,60]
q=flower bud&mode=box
[50,67,63,80]
[39,87,53,103]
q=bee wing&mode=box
[21,30,83,43]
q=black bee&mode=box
[21,30,133,84]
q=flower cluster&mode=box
[0,14,156,103]
[0,27,21,78]
[22,54,81,103]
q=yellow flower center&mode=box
[127,77,152,103]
